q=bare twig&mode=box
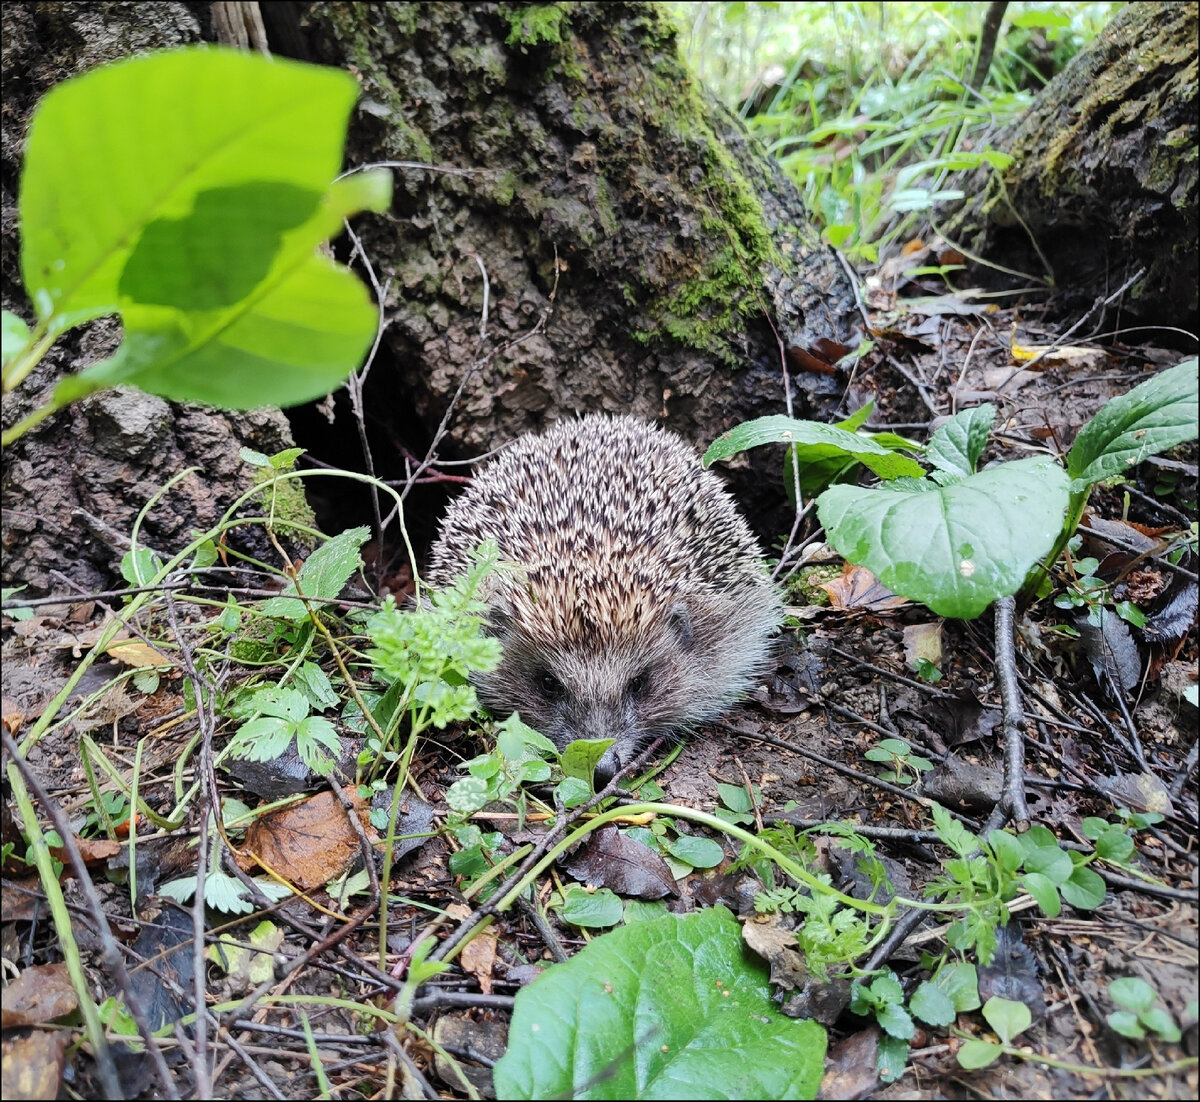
[989,595,1030,832]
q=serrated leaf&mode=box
[261,526,369,619]
[926,404,995,478]
[705,415,924,480]
[910,980,956,1027]
[1067,360,1199,489]
[876,1033,909,1083]
[493,907,826,1100]
[817,456,1069,619]
[876,1000,915,1040]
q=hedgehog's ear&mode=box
[667,600,694,650]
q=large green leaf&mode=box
[705,415,924,481]
[19,47,391,409]
[493,907,826,1100]
[817,457,1069,618]
[1067,359,1199,490]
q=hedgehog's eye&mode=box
[538,672,564,700]
[627,671,649,698]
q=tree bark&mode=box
[2,0,861,594]
[288,1,857,518]
[939,1,1197,326]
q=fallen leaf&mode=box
[0,963,77,1027]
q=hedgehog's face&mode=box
[475,600,704,784]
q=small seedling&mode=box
[864,737,933,786]
[1107,977,1183,1042]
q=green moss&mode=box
[634,78,779,363]
[254,472,319,550]
[501,3,569,47]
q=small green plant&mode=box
[926,806,1105,963]
[1107,977,1183,1043]
[2,47,392,446]
[957,996,1033,1069]
[705,360,1199,619]
[226,685,341,776]
[1052,540,1147,628]
[864,737,933,786]
[364,542,504,772]
[850,969,959,1083]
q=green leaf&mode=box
[931,961,980,1012]
[986,830,1024,873]
[559,738,616,783]
[1067,360,1199,490]
[1020,872,1061,917]
[261,526,369,619]
[664,834,725,869]
[926,404,995,479]
[875,1033,909,1083]
[1109,976,1156,1014]
[556,885,624,929]
[1107,1009,1146,1039]
[555,776,593,808]
[1059,865,1106,910]
[876,1000,915,1040]
[445,776,490,815]
[704,415,924,480]
[1094,829,1135,863]
[818,457,1070,618]
[716,783,753,814]
[1139,1007,1182,1043]
[981,997,1031,1045]
[1017,828,1073,883]
[956,1038,1003,1069]
[909,981,956,1028]
[21,48,391,409]
[2,310,31,369]
[493,907,827,1100]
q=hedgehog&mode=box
[427,414,781,782]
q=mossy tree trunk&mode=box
[3,0,859,593]
[281,1,857,527]
[939,1,1197,325]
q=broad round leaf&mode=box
[493,907,826,1100]
[817,457,1069,619]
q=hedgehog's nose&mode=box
[594,746,622,788]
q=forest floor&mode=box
[2,276,1197,1100]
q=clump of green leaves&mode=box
[851,968,961,1083]
[926,806,1104,963]
[705,360,1199,620]
[1107,977,1184,1043]
[864,736,933,786]
[364,542,503,760]
[226,685,341,776]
